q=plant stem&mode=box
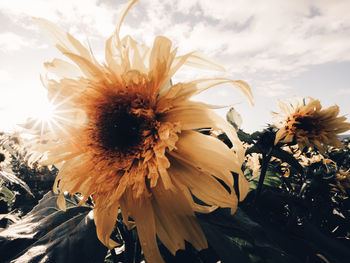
[116,221,135,263]
[254,152,272,203]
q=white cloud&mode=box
[0,32,29,51]
[2,0,350,73]
[256,83,294,97]
[0,0,121,38]
[0,69,11,82]
[336,88,350,95]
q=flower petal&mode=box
[33,17,95,64]
[168,155,237,210]
[171,130,243,191]
[151,178,207,254]
[44,58,82,79]
[120,190,165,263]
[93,203,120,249]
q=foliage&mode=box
[1,128,350,262]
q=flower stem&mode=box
[116,221,135,263]
[254,152,272,203]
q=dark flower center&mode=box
[98,109,145,151]
[294,116,318,132]
[0,153,5,163]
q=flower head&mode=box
[273,97,350,153]
[335,170,350,193]
[34,0,253,261]
[0,148,11,170]
[245,153,261,179]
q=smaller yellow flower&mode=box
[273,97,350,153]
[0,149,11,170]
[335,170,350,193]
[245,153,261,179]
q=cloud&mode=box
[3,0,350,74]
[0,69,11,82]
[0,32,29,51]
[0,0,121,38]
[256,82,294,97]
[336,88,350,95]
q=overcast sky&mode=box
[1,0,350,133]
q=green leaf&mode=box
[0,185,16,204]
[226,107,243,130]
[200,219,252,263]
[0,171,33,197]
[0,191,107,263]
[246,144,263,156]
[264,171,282,188]
[198,208,297,263]
[238,130,254,144]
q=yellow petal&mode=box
[151,178,207,254]
[159,78,253,107]
[149,36,173,94]
[172,130,241,189]
[120,190,165,263]
[44,58,82,79]
[183,51,226,72]
[168,155,237,210]
[33,17,94,63]
[93,203,120,249]
[61,52,104,81]
[163,100,246,164]
[57,193,66,211]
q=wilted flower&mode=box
[245,153,261,179]
[34,0,253,262]
[0,148,11,169]
[273,97,350,153]
[335,170,350,193]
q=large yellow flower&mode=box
[35,0,253,262]
[273,97,350,153]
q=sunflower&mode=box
[245,153,261,179]
[335,169,350,193]
[34,0,253,262]
[273,97,350,153]
[0,148,11,170]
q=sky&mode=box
[0,0,350,133]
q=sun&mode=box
[25,91,69,137]
[33,98,56,122]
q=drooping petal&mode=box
[33,17,97,65]
[183,51,226,71]
[168,155,237,211]
[159,78,253,106]
[93,203,120,249]
[171,130,241,190]
[60,52,105,81]
[120,189,165,263]
[151,178,207,254]
[44,58,82,79]
[163,100,246,164]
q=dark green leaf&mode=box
[246,145,262,156]
[198,208,297,263]
[0,191,107,263]
[200,220,252,263]
[237,130,254,144]
[0,171,33,197]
